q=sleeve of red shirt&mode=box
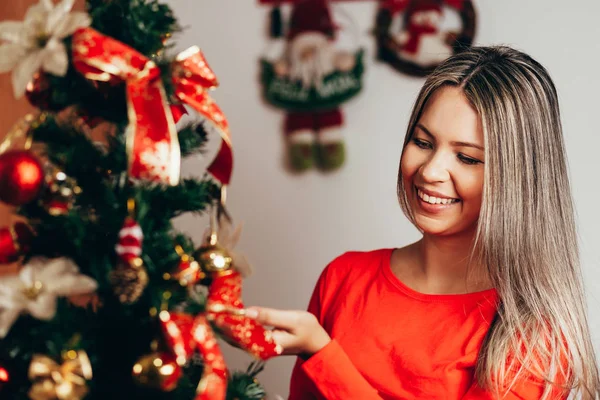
[287,256,570,400]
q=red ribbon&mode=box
[160,311,227,400]
[71,28,234,186]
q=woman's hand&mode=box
[245,307,331,358]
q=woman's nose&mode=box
[419,152,450,183]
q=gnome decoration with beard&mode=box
[260,0,364,172]
[374,0,476,76]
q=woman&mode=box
[246,46,600,399]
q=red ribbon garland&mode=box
[71,27,234,186]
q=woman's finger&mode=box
[271,330,297,353]
[245,307,298,330]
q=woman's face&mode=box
[401,86,485,237]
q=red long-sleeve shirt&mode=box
[288,249,567,399]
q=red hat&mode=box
[287,0,337,40]
[408,0,442,14]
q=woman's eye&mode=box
[458,154,482,165]
[412,138,431,149]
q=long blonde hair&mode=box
[397,46,600,398]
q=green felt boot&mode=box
[316,141,345,171]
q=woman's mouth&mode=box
[415,187,461,212]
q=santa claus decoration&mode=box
[260,0,364,172]
[375,0,476,76]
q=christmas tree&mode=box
[0,1,281,399]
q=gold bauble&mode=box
[132,352,181,392]
[109,257,148,304]
[193,244,232,274]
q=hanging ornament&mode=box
[374,0,477,76]
[259,0,364,172]
[131,351,182,392]
[166,244,205,287]
[0,150,44,206]
[0,257,97,338]
[109,200,148,304]
[0,365,9,391]
[196,203,281,359]
[25,72,63,112]
[28,350,93,400]
[0,0,91,98]
[41,165,82,216]
[159,311,227,400]
[0,222,34,264]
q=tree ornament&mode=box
[0,365,9,390]
[109,200,148,304]
[166,244,205,287]
[42,166,82,216]
[195,206,281,359]
[0,150,44,206]
[0,222,34,264]
[25,72,62,112]
[0,257,97,338]
[0,0,91,98]
[194,242,233,275]
[28,350,93,400]
[131,351,182,392]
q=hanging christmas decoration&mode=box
[109,200,148,304]
[0,150,45,206]
[0,222,34,264]
[0,257,97,338]
[132,351,182,392]
[260,0,364,172]
[374,0,477,76]
[28,350,93,400]
[42,165,82,216]
[159,311,227,400]
[0,0,91,98]
[196,207,282,359]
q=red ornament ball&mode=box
[0,222,34,264]
[0,150,44,206]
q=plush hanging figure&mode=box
[261,0,364,172]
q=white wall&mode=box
[168,1,600,398]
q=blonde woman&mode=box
[246,46,600,399]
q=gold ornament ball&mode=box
[132,352,182,392]
[193,244,232,274]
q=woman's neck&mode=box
[393,231,493,295]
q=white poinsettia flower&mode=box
[0,257,97,338]
[0,0,91,98]
[202,215,253,278]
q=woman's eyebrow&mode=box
[416,123,484,151]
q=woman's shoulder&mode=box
[321,248,393,281]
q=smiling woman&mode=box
[246,46,600,400]
[401,86,484,237]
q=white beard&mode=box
[287,32,336,90]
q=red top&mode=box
[288,249,567,399]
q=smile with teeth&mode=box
[417,188,460,205]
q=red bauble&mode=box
[0,222,34,263]
[0,151,44,206]
[25,72,62,112]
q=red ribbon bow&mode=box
[71,28,233,186]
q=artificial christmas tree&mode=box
[0,0,280,399]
